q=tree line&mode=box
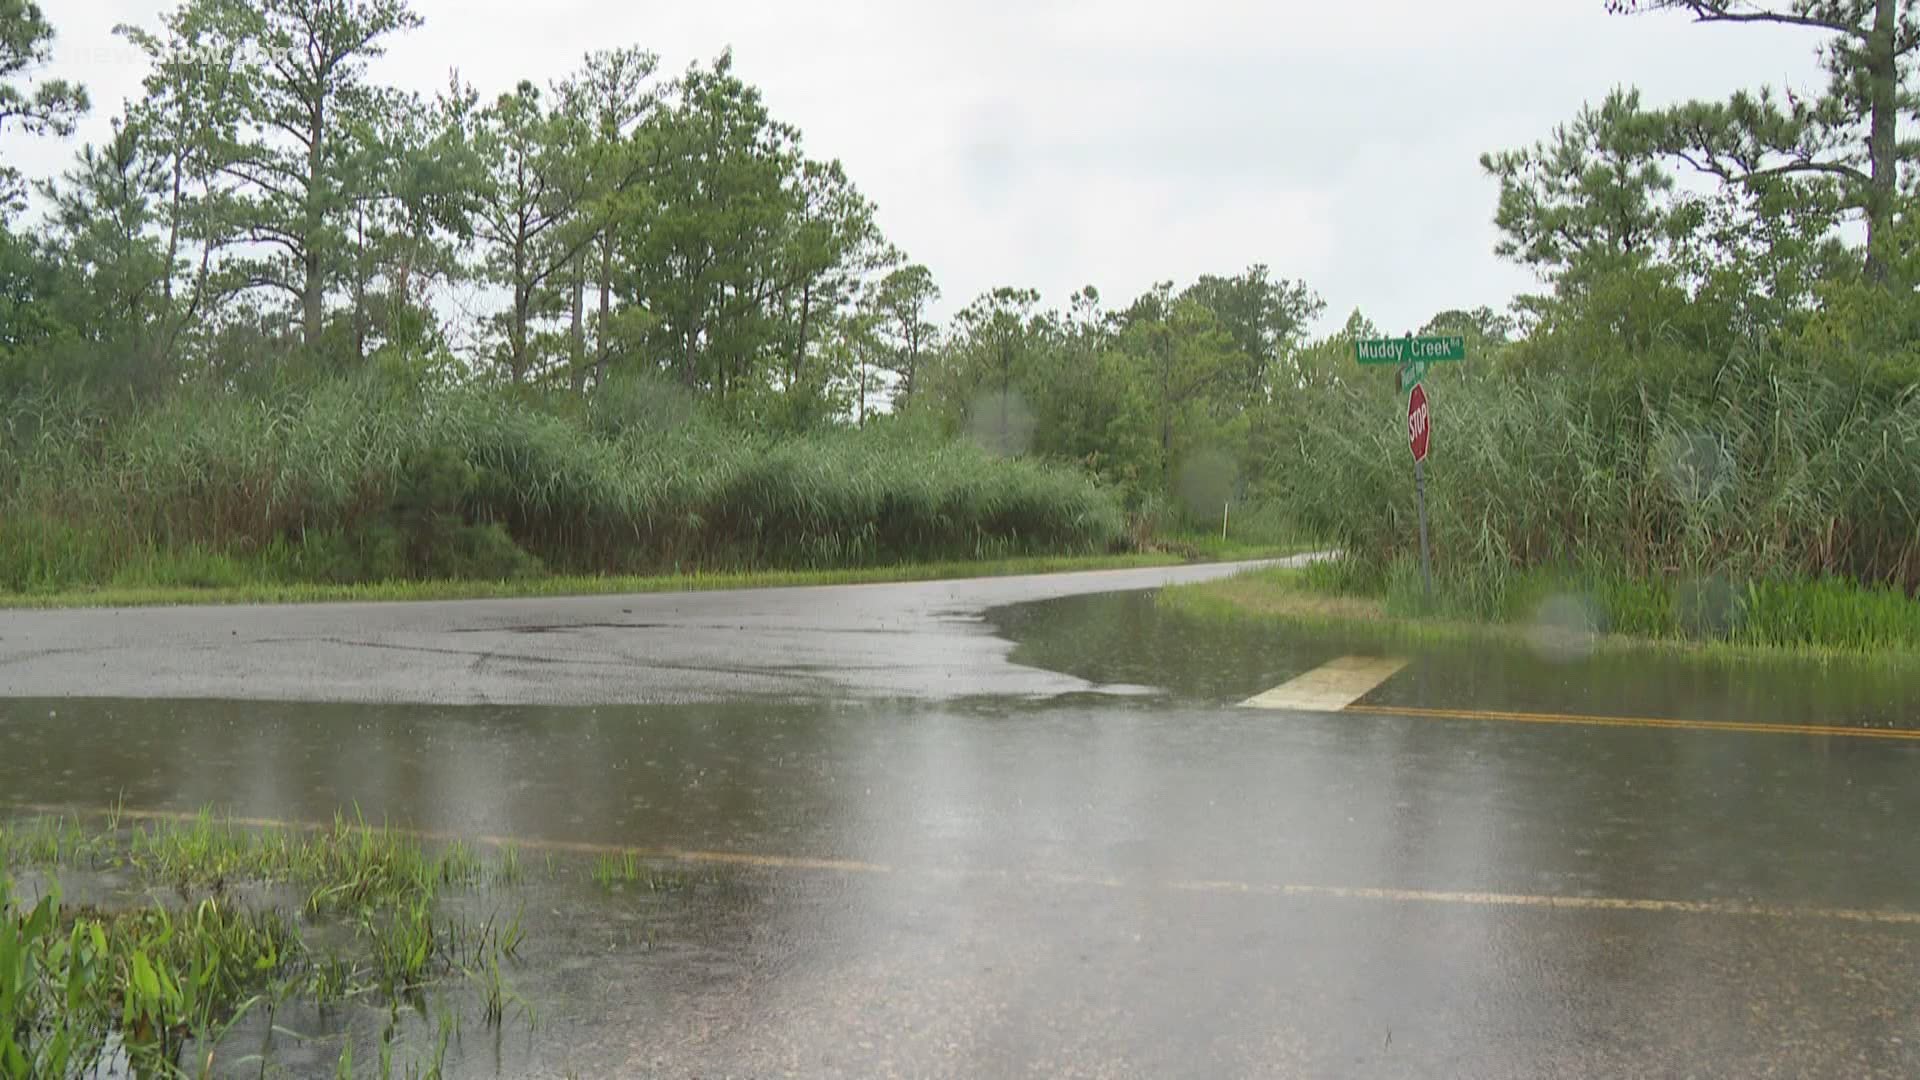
[1262,1,1920,605]
[4,0,894,412]
[4,0,1919,523]
[0,0,1370,516]
[1487,1,1920,379]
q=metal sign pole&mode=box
[1415,458,1433,604]
[1368,339,1453,609]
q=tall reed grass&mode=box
[0,375,1128,590]
[1259,351,1920,593]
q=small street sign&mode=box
[1398,361,1429,392]
[1408,384,1431,463]
[1358,335,1458,604]
[1356,335,1467,366]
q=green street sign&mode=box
[1399,361,1430,392]
[1356,335,1467,366]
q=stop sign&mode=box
[1408,384,1431,463]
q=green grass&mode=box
[590,851,642,890]
[0,548,1316,609]
[1161,559,1920,662]
[1,880,301,1076]
[4,810,492,914]
[0,810,537,1078]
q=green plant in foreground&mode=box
[374,1002,452,1080]
[2,811,543,1077]
[591,850,642,890]
[0,883,90,1079]
[363,900,437,997]
[465,954,533,1030]
[0,877,290,1079]
[498,905,525,960]
[438,841,482,888]
[494,844,521,886]
[0,818,112,870]
[111,809,493,915]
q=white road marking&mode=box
[1240,656,1409,712]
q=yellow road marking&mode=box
[1347,703,1920,742]
[1167,880,1920,924]
[1242,656,1409,711]
[11,801,1920,926]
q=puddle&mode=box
[991,590,1920,730]
[200,868,757,1078]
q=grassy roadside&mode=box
[0,540,1301,611]
[1160,561,1920,665]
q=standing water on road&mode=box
[993,590,1920,731]
[6,588,1920,1075]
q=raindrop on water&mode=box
[965,387,1036,458]
[1526,593,1599,663]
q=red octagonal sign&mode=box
[1408,384,1431,463]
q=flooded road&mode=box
[6,572,1920,1076]
[999,590,1920,730]
[0,560,1293,705]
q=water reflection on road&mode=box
[995,590,1920,729]
[4,589,1920,1075]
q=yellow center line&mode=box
[11,801,1920,926]
[1345,703,1920,741]
[1168,881,1920,924]
[473,837,895,875]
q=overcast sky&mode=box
[16,0,1824,334]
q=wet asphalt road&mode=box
[0,560,1295,704]
[5,567,1920,1077]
